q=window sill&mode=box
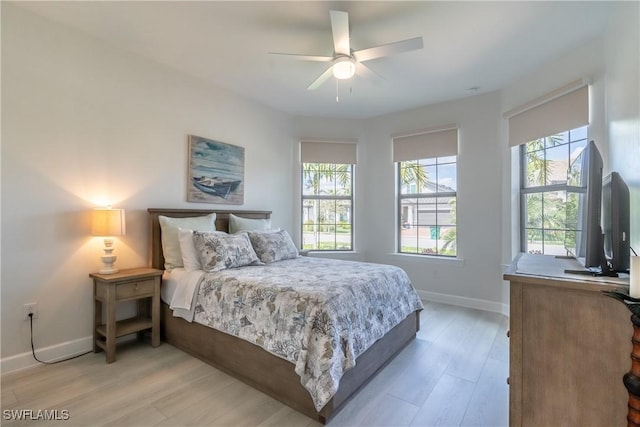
[388,253,465,266]
[304,251,363,261]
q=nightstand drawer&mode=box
[116,279,154,299]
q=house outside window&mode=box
[520,125,588,254]
[300,140,357,251]
[398,156,457,256]
[393,125,458,257]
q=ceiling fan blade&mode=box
[356,62,383,80]
[330,10,350,56]
[307,66,334,91]
[354,37,423,62]
[268,52,333,62]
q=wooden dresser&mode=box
[504,254,630,427]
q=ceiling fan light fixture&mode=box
[332,57,356,80]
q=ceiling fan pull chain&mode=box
[336,79,340,103]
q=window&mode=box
[504,81,590,256]
[302,163,353,251]
[520,126,588,255]
[300,140,357,251]
[398,157,457,256]
[393,126,458,257]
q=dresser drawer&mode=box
[116,279,154,299]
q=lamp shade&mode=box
[92,209,126,237]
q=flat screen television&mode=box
[602,172,630,273]
[564,140,607,275]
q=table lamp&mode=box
[91,208,126,274]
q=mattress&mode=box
[169,256,423,410]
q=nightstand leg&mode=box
[94,296,102,353]
[105,284,117,363]
[151,279,160,347]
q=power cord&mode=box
[29,313,92,364]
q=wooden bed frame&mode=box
[148,208,420,423]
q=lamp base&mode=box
[99,253,118,275]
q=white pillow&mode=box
[177,228,201,272]
[229,213,271,233]
[159,213,216,270]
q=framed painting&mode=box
[187,135,244,205]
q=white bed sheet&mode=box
[161,268,204,322]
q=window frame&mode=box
[518,126,588,255]
[397,156,457,257]
[301,162,354,252]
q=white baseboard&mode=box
[1,336,93,375]
[418,290,509,316]
[2,293,508,374]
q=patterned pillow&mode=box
[248,229,299,264]
[193,231,262,272]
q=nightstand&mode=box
[90,267,163,363]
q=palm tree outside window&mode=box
[398,156,457,256]
[520,125,588,254]
[302,163,353,251]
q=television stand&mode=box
[559,251,619,277]
[563,267,619,277]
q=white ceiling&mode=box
[14,1,614,119]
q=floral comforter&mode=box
[192,256,423,411]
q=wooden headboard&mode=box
[147,208,272,270]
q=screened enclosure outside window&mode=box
[520,126,588,255]
[302,163,353,251]
[398,156,457,256]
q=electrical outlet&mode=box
[23,303,38,320]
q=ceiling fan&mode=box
[269,10,423,91]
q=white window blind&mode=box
[504,80,589,147]
[392,125,458,162]
[300,140,358,164]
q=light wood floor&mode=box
[1,302,509,427]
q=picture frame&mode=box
[187,135,244,205]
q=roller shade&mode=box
[392,125,458,162]
[300,140,357,164]
[505,82,589,147]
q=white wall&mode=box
[604,2,640,249]
[500,1,640,265]
[1,4,294,368]
[293,94,507,313]
[362,92,505,313]
[500,37,607,267]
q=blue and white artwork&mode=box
[188,135,244,205]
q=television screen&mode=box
[564,141,604,271]
[602,172,630,273]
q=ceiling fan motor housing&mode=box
[332,56,356,80]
